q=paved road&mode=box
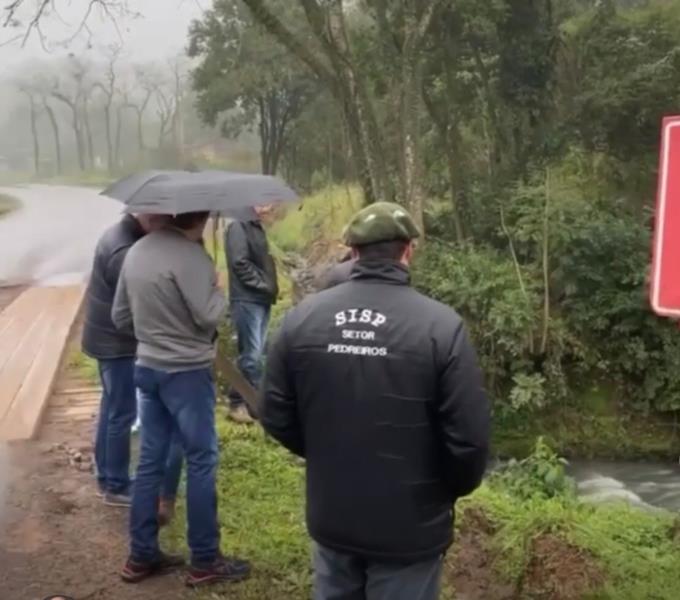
[0,185,122,287]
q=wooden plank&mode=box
[47,404,99,418]
[0,286,85,441]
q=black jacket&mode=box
[262,261,490,562]
[317,258,355,291]
[82,215,144,359]
[225,220,278,305]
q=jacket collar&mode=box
[123,214,146,239]
[350,260,411,285]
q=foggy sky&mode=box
[0,0,206,76]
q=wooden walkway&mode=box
[0,285,85,441]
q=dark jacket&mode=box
[225,220,278,305]
[317,258,355,291]
[262,260,490,562]
[82,215,144,359]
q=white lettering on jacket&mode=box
[335,309,386,328]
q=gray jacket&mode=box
[82,215,144,359]
[112,228,226,372]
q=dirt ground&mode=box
[0,343,193,600]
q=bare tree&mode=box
[93,45,121,172]
[17,87,41,175]
[41,94,62,174]
[2,1,134,47]
[51,56,97,171]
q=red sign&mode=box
[651,116,680,317]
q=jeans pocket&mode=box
[134,365,153,392]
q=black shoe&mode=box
[121,552,185,583]
[186,555,251,588]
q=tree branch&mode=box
[241,0,336,87]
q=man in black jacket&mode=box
[224,206,278,423]
[82,213,165,507]
[261,203,490,600]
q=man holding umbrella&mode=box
[82,211,166,507]
[104,170,297,587]
[112,211,251,587]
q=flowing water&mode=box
[569,460,680,511]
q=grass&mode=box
[163,417,312,599]
[269,184,362,254]
[0,193,20,218]
[466,482,680,599]
[66,348,99,384]
[158,420,680,599]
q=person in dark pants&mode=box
[261,203,491,600]
[82,213,166,507]
[112,212,251,588]
[224,206,278,423]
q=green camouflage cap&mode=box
[343,202,420,247]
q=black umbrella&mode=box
[101,169,299,215]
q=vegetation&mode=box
[162,424,680,599]
[198,0,680,454]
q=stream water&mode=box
[569,460,680,511]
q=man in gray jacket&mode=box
[112,212,251,588]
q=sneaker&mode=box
[229,405,255,425]
[186,555,251,588]
[104,490,132,508]
[121,552,185,583]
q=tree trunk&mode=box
[74,113,85,171]
[82,98,95,169]
[43,100,62,175]
[104,104,113,172]
[258,97,272,174]
[399,49,425,234]
[28,96,40,176]
[115,106,124,170]
[445,141,466,243]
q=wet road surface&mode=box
[0,185,122,287]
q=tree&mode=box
[42,94,62,174]
[189,0,315,175]
[51,57,95,171]
[18,87,41,175]
[93,45,121,172]
[1,1,133,46]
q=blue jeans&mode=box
[95,358,136,494]
[230,300,271,408]
[136,389,184,500]
[130,366,220,565]
[162,430,184,501]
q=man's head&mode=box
[343,202,420,266]
[134,213,169,233]
[254,204,275,221]
[167,211,211,242]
